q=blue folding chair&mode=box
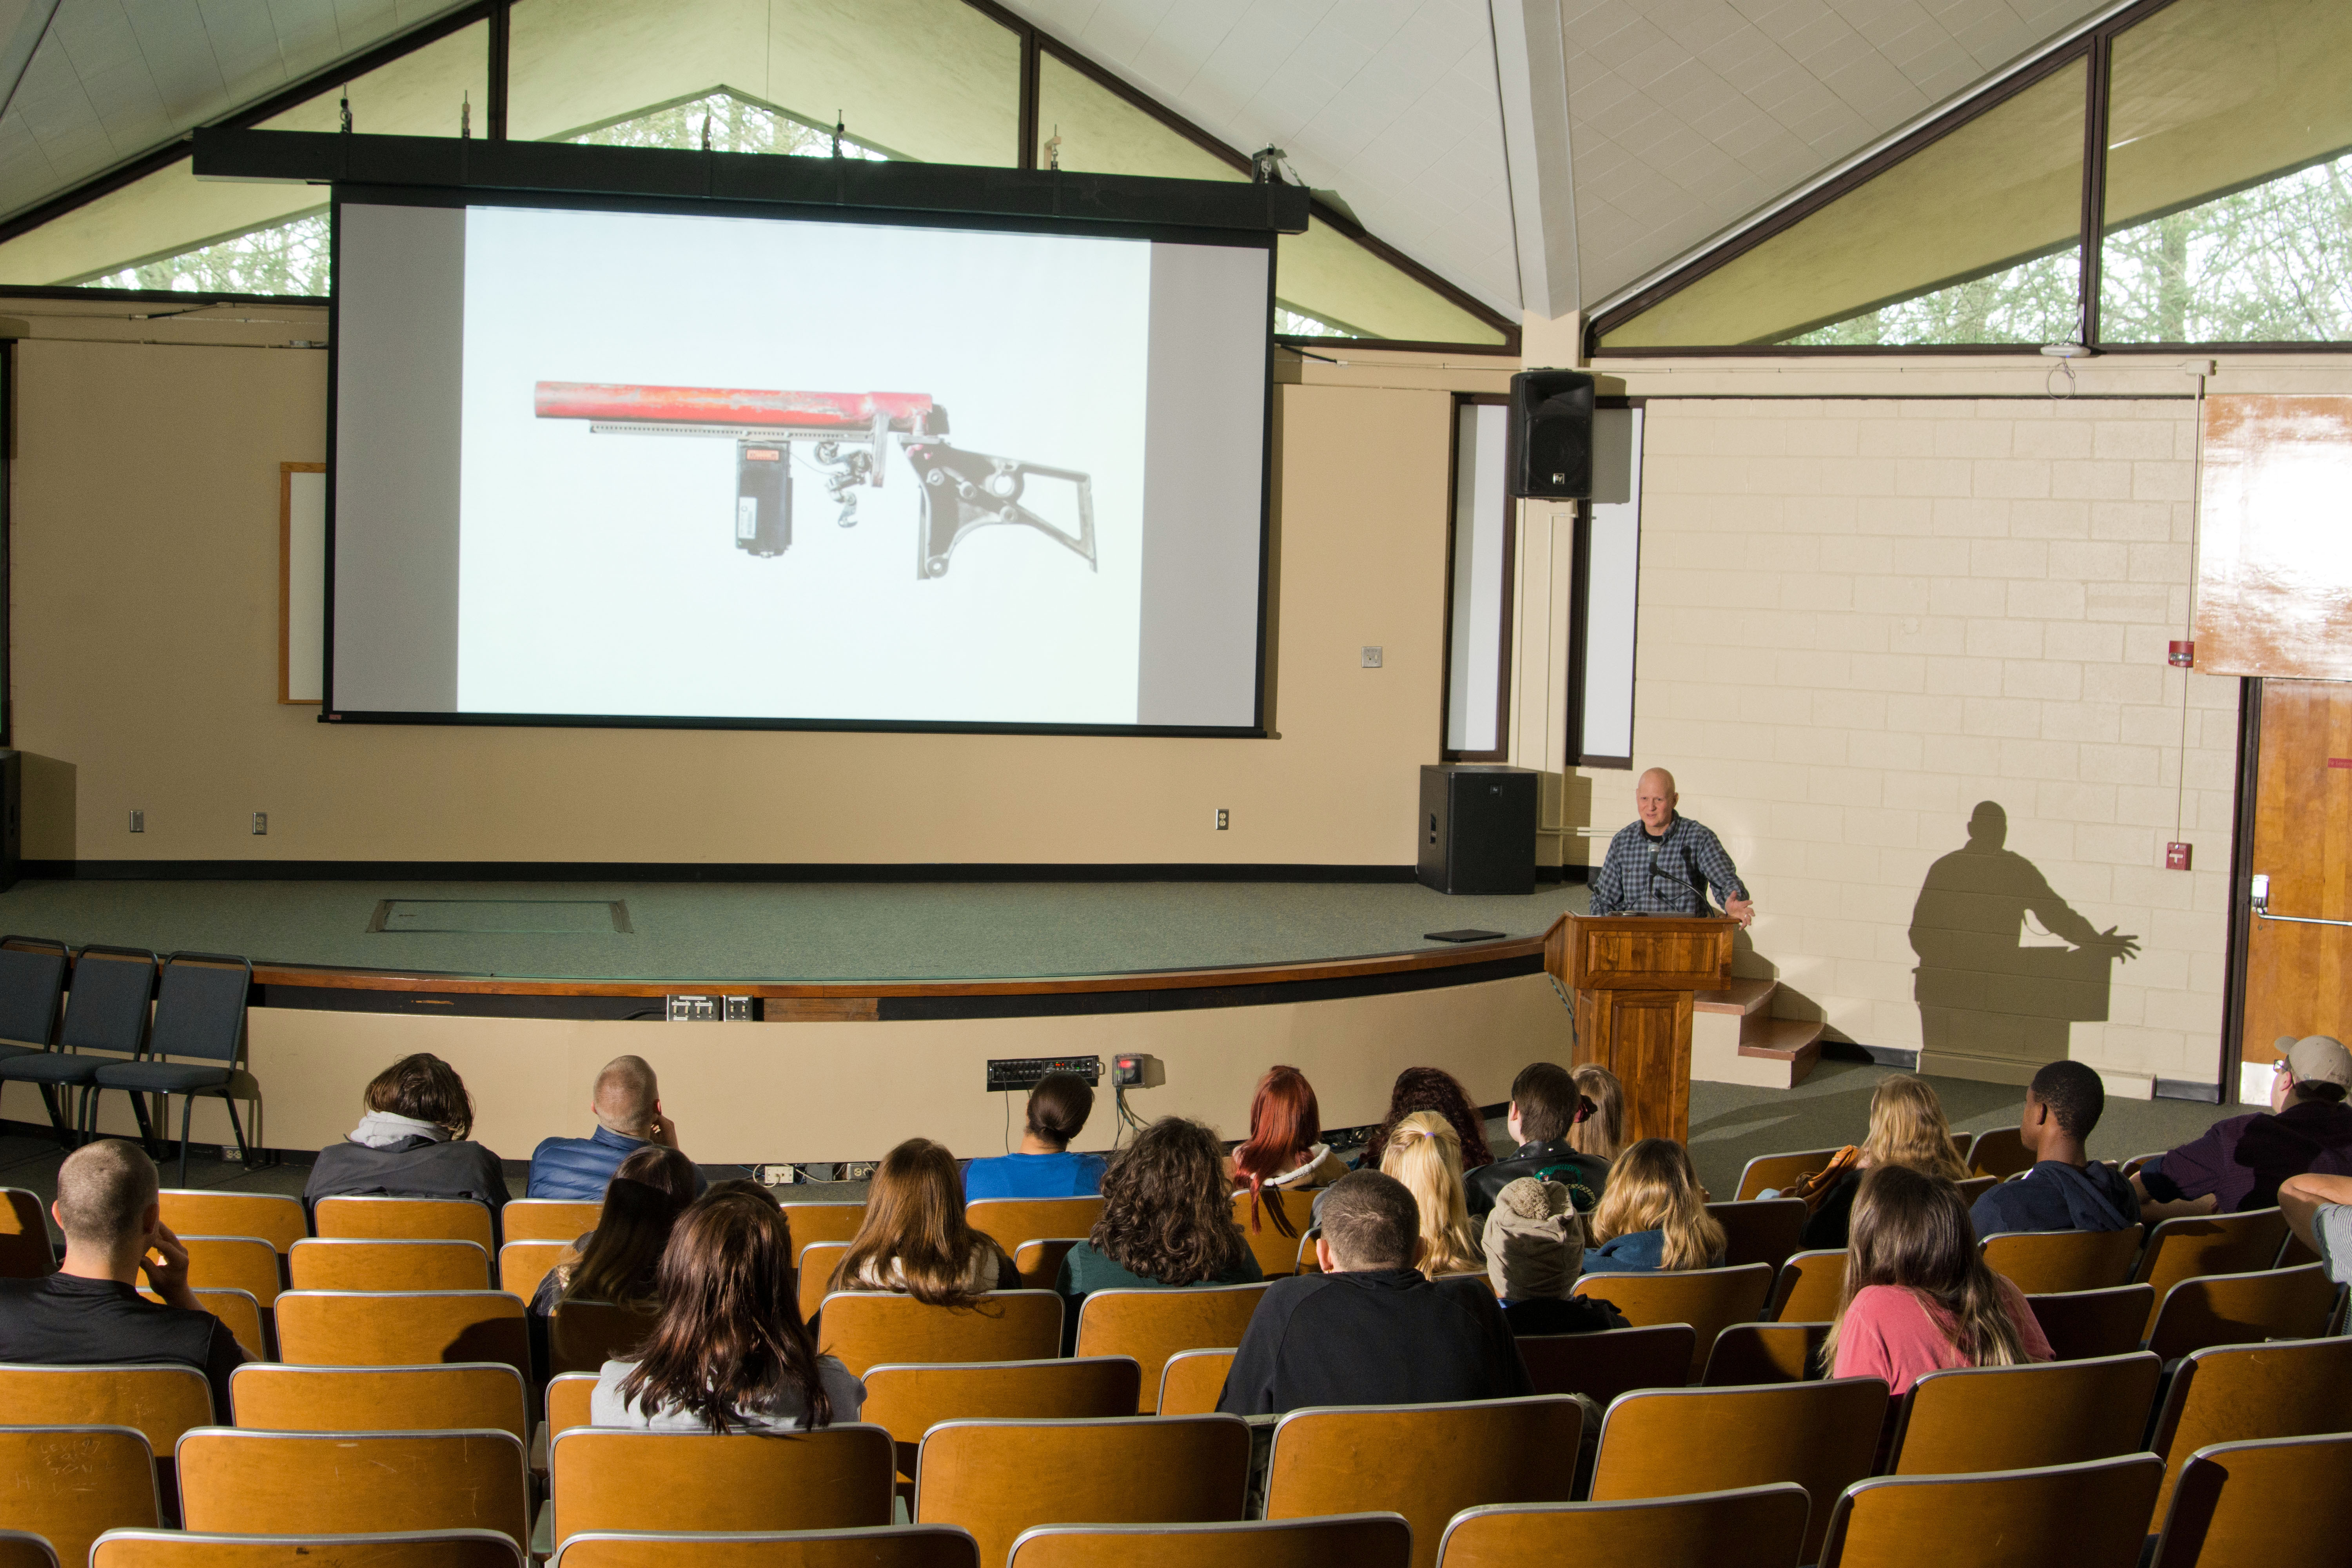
[89,954,255,1187]
[0,936,69,1138]
[0,946,154,1149]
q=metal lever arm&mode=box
[905,440,1096,580]
[2249,872,2352,929]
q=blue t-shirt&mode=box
[962,1151,1107,1201]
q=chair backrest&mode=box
[501,1199,601,1243]
[962,1199,1104,1261]
[1157,1348,1236,1415]
[0,1364,215,1452]
[1955,1175,1998,1203]
[1702,1322,1826,1386]
[1009,1240,1078,1291]
[549,1299,661,1376]
[273,1290,529,1378]
[0,1427,157,1568]
[915,1415,1250,1568]
[0,938,67,1049]
[1516,1325,1694,1403]
[547,1370,599,1435]
[138,1289,264,1362]
[551,1526,979,1568]
[1011,1515,1411,1568]
[1889,1352,2162,1475]
[314,1197,495,1252]
[799,1242,851,1324]
[2147,1336,2352,1529]
[1230,1191,1308,1278]
[1735,1148,1842,1202]
[1265,1396,1586,1568]
[2134,1210,2290,1330]
[1589,1377,1891,1563]
[819,1290,1064,1379]
[228,1363,530,1441]
[1704,1199,1808,1272]
[145,955,250,1065]
[497,1239,566,1301]
[0,1189,51,1279]
[93,1527,523,1568]
[177,1427,530,1548]
[2025,1285,2156,1361]
[0,1533,52,1568]
[288,1238,492,1292]
[1982,1226,2145,1295]
[549,1425,897,1550]
[780,1203,870,1250]
[60,948,159,1056]
[1965,1127,2031,1179]
[1074,1285,1272,1413]
[159,1192,307,1255]
[174,1236,280,1310]
[1296,1229,1321,1273]
[862,1359,1142,1482]
[1434,1485,1813,1568]
[1571,1264,1775,1379]
[1767,1249,1846,1323]
[1820,1453,2163,1568]
[2150,1432,2352,1568]
[2145,1263,2337,1361]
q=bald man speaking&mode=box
[1589,768,1755,928]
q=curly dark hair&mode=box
[1090,1117,1251,1286]
[1360,1067,1494,1172]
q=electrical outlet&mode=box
[128,809,144,833]
[1214,808,1229,830]
[1361,646,1384,668]
[250,812,267,835]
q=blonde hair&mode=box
[1588,1138,1726,1271]
[1379,1111,1482,1279]
[1569,1065,1625,1161]
[1861,1076,1969,1182]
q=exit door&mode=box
[2241,680,2352,1096]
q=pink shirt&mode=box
[1830,1279,2054,1394]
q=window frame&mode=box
[1438,392,1517,764]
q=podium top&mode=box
[1545,913,1734,992]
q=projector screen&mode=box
[328,194,1272,733]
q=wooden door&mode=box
[2243,681,2352,1073]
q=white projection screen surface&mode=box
[328,197,1272,732]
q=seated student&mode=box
[1380,1112,1484,1279]
[1217,1170,1532,1415]
[305,1054,508,1229]
[1583,1138,1727,1274]
[1798,1076,1971,1250]
[1359,1067,1495,1176]
[528,1055,705,1203]
[595,1189,862,1432]
[1055,1117,1262,1328]
[0,1140,247,1418]
[962,1073,1106,1200]
[1466,1062,1613,1218]
[1969,1060,2139,1237]
[1481,1176,1626,1336]
[2136,1036,2352,1220]
[833,1139,1012,1303]
[532,1145,700,1318]
[1570,1064,1627,1164]
[1828,1165,2052,1395]
[1229,1065,1349,1237]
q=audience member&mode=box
[1217,1170,1530,1414]
[1799,1076,1970,1249]
[532,1145,699,1318]
[1380,1111,1483,1278]
[593,1188,862,1432]
[1359,1067,1495,1174]
[1055,1117,1261,1331]
[1583,1138,1726,1274]
[1569,1064,1626,1163]
[1969,1060,2138,1236]
[1481,1176,1624,1336]
[1466,1062,1612,1217]
[2135,1036,2352,1219]
[305,1054,508,1230]
[0,1140,247,1417]
[528,1054,704,1202]
[1827,1165,2051,1395]
[962,1072,1107,1200]
[833,1139,1012,1303]
[2279,1170,2352,1287]
[1229,1065,1348,1236]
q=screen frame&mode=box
[322,180,1278,739]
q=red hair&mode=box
[1232,1065,1320,1234]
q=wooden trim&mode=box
[2077,31,2112,347]
[279,462,325,706]
[2220,675,2261,1096]
[486,0,510,142]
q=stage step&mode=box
[1690,976,1822,1091]
[1695,977,1775,1016]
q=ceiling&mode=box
[0,0,2114,317]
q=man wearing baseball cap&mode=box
[2134,1035,2352,1221]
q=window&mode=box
[1576,406,1642,769]
[1036,52,1241,182]
[1443,397,1513,759]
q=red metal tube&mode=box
[534,382,936,431]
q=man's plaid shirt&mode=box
[1589,816,1747,918]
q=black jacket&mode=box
[1215,1268,1533,1416]
[1970,1159,2140,1236]
[306,1136,510,1242]
[1466,1139,1611,1217]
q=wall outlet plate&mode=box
[1214,808,1229,830]
[128,809,144,833]
[251,812,267,835]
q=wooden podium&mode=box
[1544,913,1735,1145]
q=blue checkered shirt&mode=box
[1590,816,1748,918]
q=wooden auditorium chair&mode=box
[2149,1432,2352,1568]
[498,1239,567,1301]
[0,1189,51,1279]
[1009,1239,1079,1290]
[1515,1324,1693,1404]
[779,1203,869,1250]
[1073,1284,1270,1412]
[1884,1353,2161,1475]
[1766,1249,1846,1323]
[962,1200,1103,1262]
[2025,1285,2155,1361]
[0,1532,51,1568]
[1981,1226,2144,1295]
[1704,1198,1808,1272]
[548,1299,660,1376]
[860,1357,1141,1487]
[1432,1486,1812,1568]
[1735,1149,1842,1201]
[228,1363,530,1442]
[171,1236,282,1312]
[1702,1321,1826,1386]
[175,1428,531,1550]
[272,1290,529,1379]
[797,1242,851,1324]
[1571,1263,1774,1379]
[818,1290,1063,1379]
[1155,1348,1236,1414]
[312,1196,496,1252]
[288,1238,492,1292]
[1010,1516,1410,1568]
[500,1199,601,1243]
[2146,1336,2352,1531]
[548,1425,896,1553]
[134,1287,265,1361]
[1230,1191,1309,1278]
[0,1365,212,1511]
[1964,1128,2033,1180]
[160,1191,307,1257]
[2132,1210,2290,1336]
[92,1529,523,1568]
[1818,1454,2164,1568]
[2143,1263,2337,1361]
[551,1525,978,1568]
[0,1426,160,1568]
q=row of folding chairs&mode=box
[1736,1127,2043,1199]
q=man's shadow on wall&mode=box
[1910,802,2139,1073]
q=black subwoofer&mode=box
[1507,368,1595,499]
[1417,764,1539,895]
